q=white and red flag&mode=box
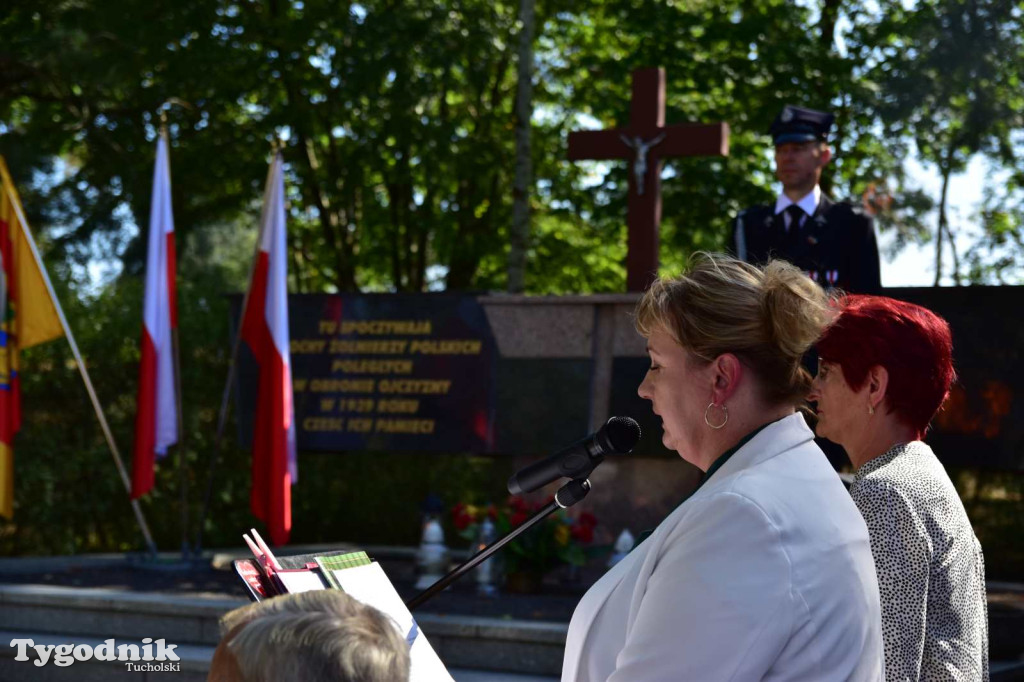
[132,131,179,499]
[240,153,296,545]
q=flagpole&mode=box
[160,117,190,561]
[172,326,187,558]
[5,185,159,556]
[194,149,278,553]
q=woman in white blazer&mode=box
[562,253,884,682]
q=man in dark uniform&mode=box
[733,105,882,294]
[735,105,882,472]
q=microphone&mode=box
[507,416,641,495]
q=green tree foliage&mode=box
[965,171,1024,284]
[2,0,530,292]
[857,0,1024,284]
[3,0,1022,289]
[2,0,1024,559]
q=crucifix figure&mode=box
[620,132,666,196]
[568,68,730,291]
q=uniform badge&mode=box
[807,236,818,245]
[781,108,794,123]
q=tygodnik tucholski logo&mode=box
[10,637,181,672]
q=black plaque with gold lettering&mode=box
[234,294,497,453]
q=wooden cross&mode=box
[568,68,729,291]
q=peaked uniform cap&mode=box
[770,105,834,145]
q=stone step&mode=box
[0,585,235,647]
[0,584,567,677]
[3,583,1020,680]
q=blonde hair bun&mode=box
[635,252,832,405]
[759,259,833,361]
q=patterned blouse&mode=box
[850,441,989,682]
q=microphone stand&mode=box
[406,478,592,610]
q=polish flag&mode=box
[131,131,178,499]
[240,153,296,545]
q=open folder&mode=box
[233,549,452,682]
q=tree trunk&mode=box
[934,143,954,286]
[947,214,962,286]
[508,0,535,294]
[289,229,306,293]
[446,180,475,290]
[815,0,841,197]
[386,178,405,290]
[818,0,840,51]
[446,47,513,290]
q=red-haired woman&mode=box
[809,295,989,681]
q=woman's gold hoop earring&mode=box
[704,402,728,429]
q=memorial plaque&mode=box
[890,287,1024,470]
[234,294,497,453]
[229,287,1022,468]
[493,358,593,455]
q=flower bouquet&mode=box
[451,497,598,591]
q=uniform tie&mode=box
[784,204,806,232]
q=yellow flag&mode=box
[0,155,65,518]
[0,158,63,348]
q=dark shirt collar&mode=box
[697,422,770,489]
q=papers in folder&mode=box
[233,548,451,682]
[329,562,452,682]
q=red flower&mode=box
[577,512,597,528]
[509,510,528,527]
[452,504,474,531]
